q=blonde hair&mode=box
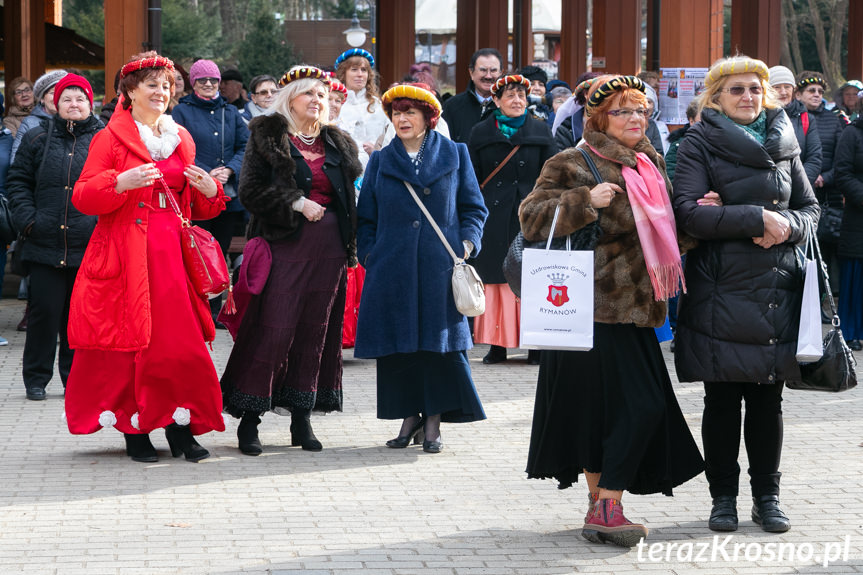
[698,55,779,117]
[270,74,330,138]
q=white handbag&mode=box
[796,220,824,362]
[403,181,486,317]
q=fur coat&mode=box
[519,127,693,328]
[239,114,361,266]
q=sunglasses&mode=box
[196,77,220,86]
[254,89,277,96]
[723,85,763,96]
[804,87,825,95]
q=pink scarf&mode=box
[588,145,685,301]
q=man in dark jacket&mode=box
[441,48,502,144]
[796,71,847,295]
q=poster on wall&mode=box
[659,68,708,124]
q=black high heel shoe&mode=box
[386,417,426,448]
[165,423,210,462]
[290,408,322,451]
[124,433,158,463]
[237,413,263,456]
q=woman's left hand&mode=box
[184,165,218,198]
[697,191,723,207]
[362,141,375,156]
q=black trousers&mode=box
[23,263,78,390]
[702,381,784,499]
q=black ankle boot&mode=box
[124,433,158,463]
[290,408,322,451]
[751,495,790,533]
[165,423,210,462]
[237,413,263,456]
[482,345,507,364]
[708,495,738,531]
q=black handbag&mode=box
[788,225,857,392]
[816,205,842,244]
[502,146,603,298]
[0,194,16,244]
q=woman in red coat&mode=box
[64,52,229,463]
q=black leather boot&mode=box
[237,413,263,456]
[290,408,322,451]
[165,423,210,462]
[707,495,738,531]
[482,345,507,364]
[124,433,158,463]
[751,495,790,532]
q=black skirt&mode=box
[376,351,486,423]
[526,322,704,495]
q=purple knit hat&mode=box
[188,60,221,85]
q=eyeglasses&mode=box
[722,85,763,96]
[254,89,276,96]
[803,87,825,95]
[474,67,500,75]
[14,87,33,95]
[607,108,649,118]
[195,77,220,86]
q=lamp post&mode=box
[342,2,376,63]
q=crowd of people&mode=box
[3,45,862,548]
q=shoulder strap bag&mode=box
[502,146,603,297]
[403,180,485,317]
[160,177,231,298]
[788,219,857,392]
[219,106,237,199]
[480,145,521,190]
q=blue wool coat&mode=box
[171,93,249,212]
[355,131,488,358]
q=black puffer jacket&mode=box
[467,114,555,283]
[7,114,102,267]
[672,108,820,385]
[783,99,822,186]
[835,118,863,258]
[809,102,846,206]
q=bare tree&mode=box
[802,0,848,86]
[782,0,805,72]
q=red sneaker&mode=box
[582,498,648,547]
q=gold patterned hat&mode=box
[381,83,442,119]
[585,75,645,116]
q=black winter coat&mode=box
[467,115,555,283]
[672,108,820,385]
[441,82,498,144]
[808,102,846,206]
[834,118,863,258]
[239,115,361,266]
[783,99,822,186]
[7,114,102,267]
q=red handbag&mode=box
[160,179,230,297]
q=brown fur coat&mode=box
[519,128,694,328]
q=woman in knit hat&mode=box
[172,59,249,326]
[11,69,68,163]
[768,65,822,187]
[521,74,704,548]
[6,74,102,402]
[334,48,392,168]
[3,77,35,136]
[674,56,820,534]
[467,74,555,365]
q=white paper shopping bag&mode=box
[519,247,594,351]
[796,253,823,362]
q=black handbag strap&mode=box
[576,146,603,184]
[34,119,55,191]
[809,219,839,323]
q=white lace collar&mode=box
[134,115,181,161]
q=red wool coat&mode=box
[68,106,226,351]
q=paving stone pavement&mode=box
[0,297,862,575]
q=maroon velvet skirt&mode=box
[221,211,346,416]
